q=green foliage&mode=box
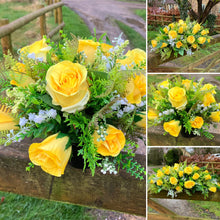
[164,148,183,166]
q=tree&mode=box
[174,0,220,24]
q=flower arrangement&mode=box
[148,76,220,139]
[148,162,220,198]
[150,17,212,60]
[0,32,146,179]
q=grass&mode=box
[0,191,94,220]
[147,25,161,43]
[134,9,146,21]
[115,20,146,50]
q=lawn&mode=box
[134,9,146,21]
[115,20,146,50]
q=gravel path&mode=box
[62,0,146,41]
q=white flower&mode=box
[34,115,45,124]
[19,117,28,127]
[46,109,57,118]
[28,113,36,121]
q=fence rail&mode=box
[0,0,64,55]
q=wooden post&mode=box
[54,0,58,24]
[162,16,164,26]
[0,19,12,55]
[57,0,63,25]
[39,5,47,38]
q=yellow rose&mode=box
[161,43,168,48]
[179,171,183,177]
[184,180,196,189]
[158,80,169,89]
[176,186,182,192]
[168,87,187,109]
[192,173,200,180]
[157,179,163,186]
[184,166,193,175]
[163,120,181,137]
[201,30,207,35]
[170,177,178,185]
[168,23,174,29]
[29,133,72,177]
[150,179,154,184]
[207,39,211,43]
[178,20,184,25]
[201,83,216,94]
[193,166,200,171]
[78,39,100,64]
[125,73,146,104]
[205,174,211,180]
[10,63,35,88]
[117,49,146,69]
[209,187,217,193]
[0,105,18,131]
[163,27,168,34]
[190,116,204,129]
[210,112,220,123]
[100,43,113,56]
[174,163,179,171]
[176,41,183,48]
[148,108,158,120]
[20,38,51,62]
[164,168,170,175]
[178,26,184,34]
[168,30,177,39]
[182,79,197,90]
[157,170,164,178]
[93,125,125,157]
[198,37,206,44]
[192,44,197,49]
[187,36,195,44]
[46,61,90,113]
[204,170,209,173]
[203,93,216,107]
[192,23,201,34]
[151,40,157,48]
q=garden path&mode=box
[62,0,146,41]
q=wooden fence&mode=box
[0,0,64,56]
[0,138,146,216]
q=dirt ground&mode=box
[63,0,146,41]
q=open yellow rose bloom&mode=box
[29,133,72,177]
[93,125,125,157]
[46,61,90,113]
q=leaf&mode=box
[178,49,184,56]
[56,132,72,150]
[39,94,61,111]
[55,114,61,124]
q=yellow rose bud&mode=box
[157,170,164,178]
[201,30,207,35]
[148,108,158,120]
[117,48,146,69]
[150,179,154,184]
[161,42,168,48]
[190,116,204,129]
[209,187,217,193]
[125,73,146,104]
[179,171,183,177]
[151,40,157,48]
[168,87,187,109]
[93,125,125,157]
[174,163,179,171]
[46,61,90,113]
[201,83,216,94]
[192,173,200,180]
[176,41,183,48]
[158,80,169,89]
[157,179,163,186]
[78,39,100,64]
[204,170,209,173]
[176,186,182,192]
[203,93,216,107]
[192,23,201,34]
[184,180,196,189]
[182,79,197,90]
[210,112,220,123]
[164,168,170,175]
[198,37,206,44]
[193,166,200,171]
[10,63,35,88]
[163,120,181,137]
[178,26,184,34]
[205,174,212,180]
[168,23,174,29]
[20,38,51,62]
[0,106,18,131]
[192,44,197,49]
[178,20,184,25]
[168,30,177,39]
[170,177,178,185]
[184,166,193,175]
[29,133,72,177]
[207,39,211,43]
[187,36,195,44]
[163,27,169,34]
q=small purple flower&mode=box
[19,117,28,127]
